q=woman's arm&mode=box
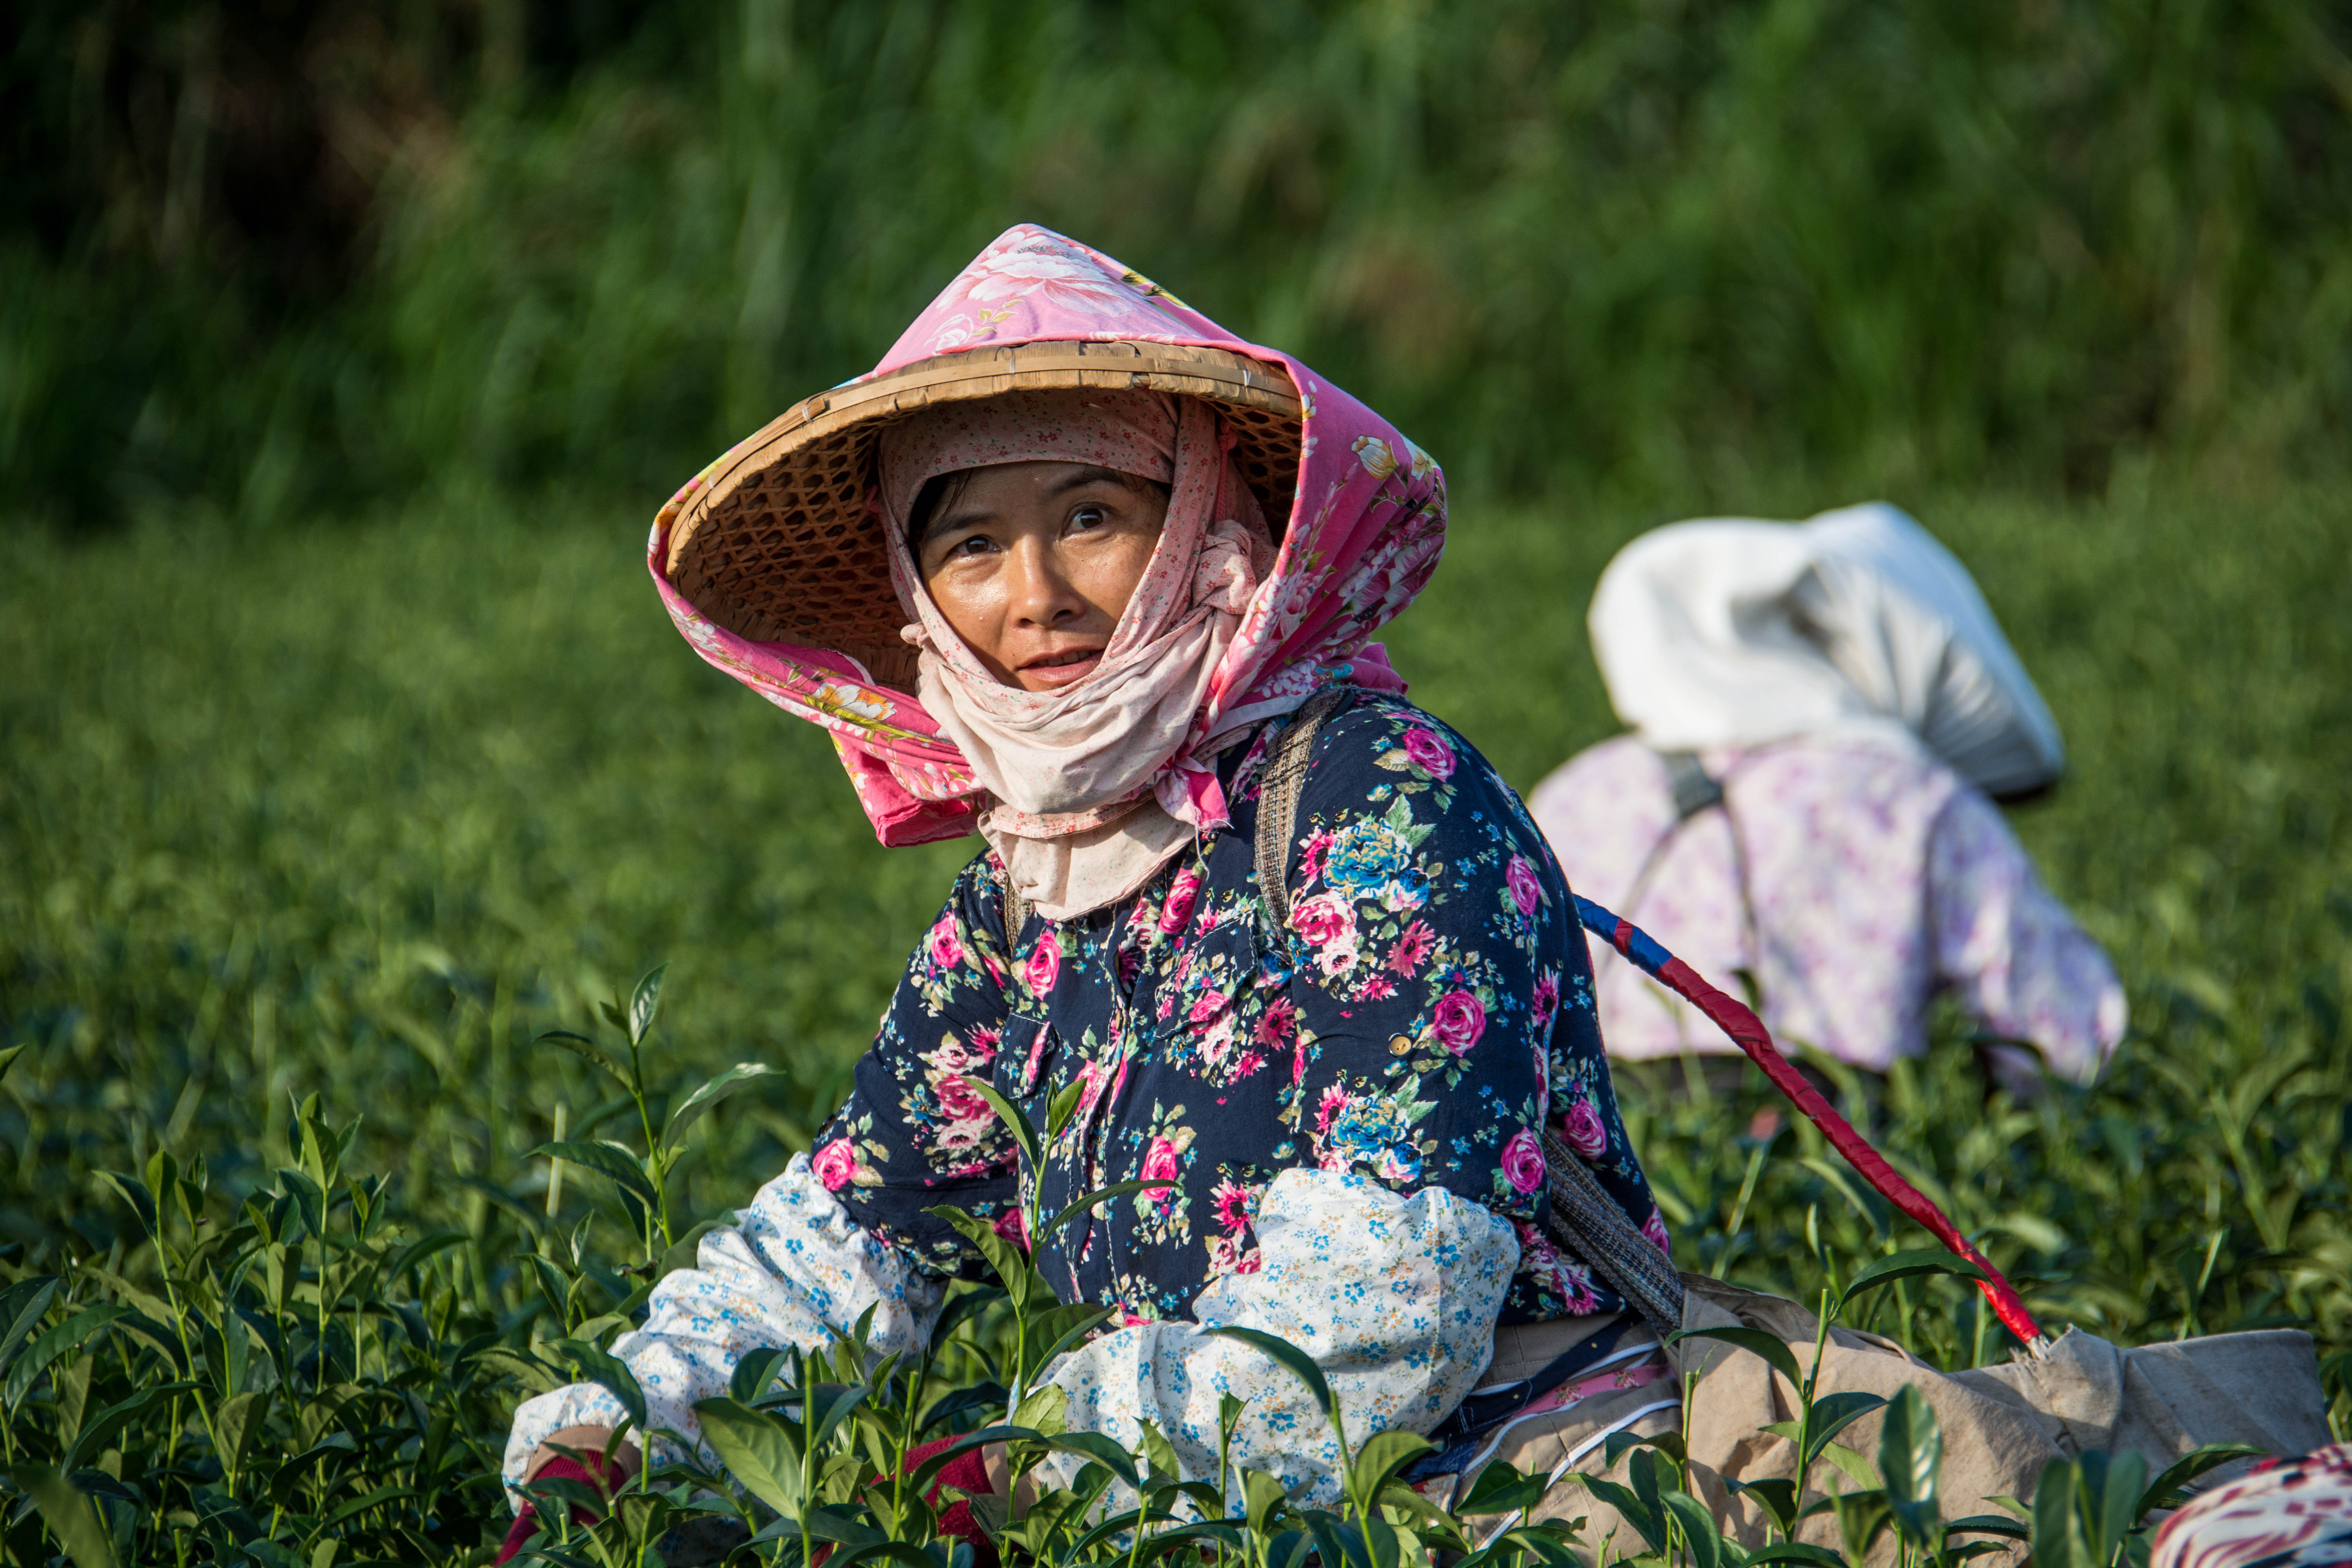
[500,1153,946,1504]
[1035,1167,1519,1507]
[501,855,1025,1508]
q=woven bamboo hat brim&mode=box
[664,341,1305,693]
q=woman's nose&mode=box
[1005,536,1087,626]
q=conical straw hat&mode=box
[663,340,1304,693]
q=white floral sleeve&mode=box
[500,1152,944,1510]
[1035,1168,1519,1509]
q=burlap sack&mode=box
[1485,1275,2329,1567]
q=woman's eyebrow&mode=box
[1041,464,1143,497]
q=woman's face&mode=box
[913,460,1168,692]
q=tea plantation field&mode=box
[1,478,2346,1561]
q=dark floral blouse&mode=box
[807,688,1668,1326]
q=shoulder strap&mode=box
[1253,684,1353,934]
[1541,1132,1688,1341]
[1001,875,1028,947]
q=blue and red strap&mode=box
[1577,895,2043,1344]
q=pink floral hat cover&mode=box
[647,223,1447,848]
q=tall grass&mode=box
[9,0,2352,528]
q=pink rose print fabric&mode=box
[646,223,1446,850]
[813,688,1663,1325]
[1530,731,2126,1080]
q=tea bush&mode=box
[2,476,2347,1561]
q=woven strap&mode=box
[1253,684,1354,934]
[1002,874,1028,944]
[1542,1131,1687,1341]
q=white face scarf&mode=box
[877,389,1275,919]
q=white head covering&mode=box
[1587,503,2064,796]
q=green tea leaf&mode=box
[1138,1416,1180,1481]
[216,1387,272,1474]
[1803,1390,1890,1464]
[1242,1468,1292,1532]
[64,1379,198,1473]
[802,1503,888,1548]
[1572,1473,1667,1553]
[4,1304,129,1410]
[924,1206,1035,1311]
[1045,1078,1089,1140]
[1666,1325,1801,1387]
[1351,1428,1436,1501]
[918,1381,1011,1435]
[532,1140,659,1205]
[96,1171,160,1242]
[535,1030,631,1087]
[1458,1460,1549,1516]
[552,1338,648,1431]
[2090,1449,2149,1561]
[1040,1181,1155,1236]
[628,963,668,1047]
[731,1345,795,1406]
[662,1062,780,1152]
[2033,1456,2082,1568]
[1662,1488,1723,1568]
[1740,1546,1850,1567]
[694,1395,806,1520]
[1724,1475,1799,1536]
[1836,1250,1987,1315]
[7,1464,116,1568]
[276,1166,327,1239]
[807,1379,874,1450]
[2137,1441,2265,1516]
[907,1425,1043,1495]
[1945,1514,2033,1541]
[1033,1303,1117,1373]
[1816,1441,1880,1492]
[963,1078,1041,1175]
[0,1276,60,1376]
[1054,1431,1143,1491]
[1012,1381,1067,1437]
[1205,1326,1339,1436]
[383,1229,467,1285]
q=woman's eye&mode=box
[1068,504,1109,532]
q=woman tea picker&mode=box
[499,226,1673,1546]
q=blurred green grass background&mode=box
[3,0,2350,1381]
[8,0,2352,527]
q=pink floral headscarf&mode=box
[650,224,1446,897]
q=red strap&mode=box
[1629,940,2044,1343]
